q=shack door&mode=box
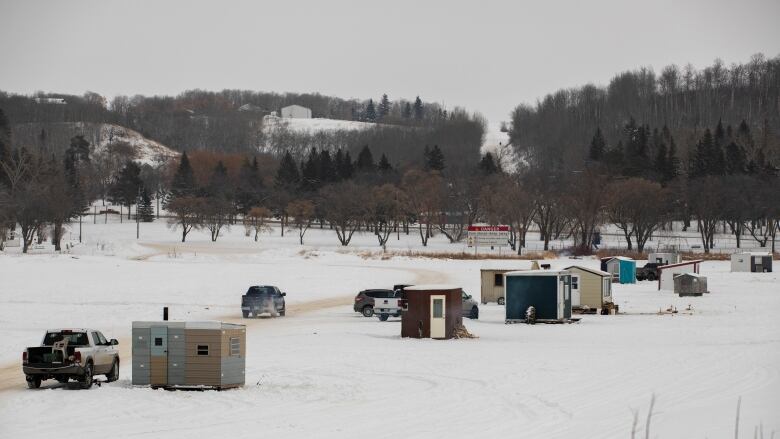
[150,326,168,386]
[570,274,581,307]
[430,295,446,339]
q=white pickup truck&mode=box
[22,329,120,389]
[372,297,404,321]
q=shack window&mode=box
[230,338,240,357]
[603,279,611,297]
[154,337,163,346]
[432,299,443,318]
[571,276,579,290]
[494,274,503,287]
[197,345,209,356]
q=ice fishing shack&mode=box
[562,265,613,310]
[400,285,463,339]
[132,321,246,389]
[730,252,773,273]
[479,261,540,304]
[673,273,708,296]
[605,257,636,284]
[504,270,572,323]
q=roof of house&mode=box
[506,269,569,277]
[563,265,612,277]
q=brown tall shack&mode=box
[401,285,463,339]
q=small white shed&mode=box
[647,252,682,265]
[730,252,773,273]
[281,104,312,119]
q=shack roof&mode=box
[563,265,611,277]
[132,321,245,330]
[506,269,569,277]
[658,260,704,271]
[404,284,461,291]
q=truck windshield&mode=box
[247,286,276,296]
[43,332,89,346]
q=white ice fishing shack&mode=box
[730,252,773,273]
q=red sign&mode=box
[468,225,510,232]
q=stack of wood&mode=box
[453,323,477,339]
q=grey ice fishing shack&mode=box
[673,273,708,296]
[132,321,246,389]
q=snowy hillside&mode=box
[91,123,180,166]
[263,114,379,134]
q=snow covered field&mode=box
[1,221,778,438]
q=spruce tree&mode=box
[364,99,377,122]
[317,149,337,183]
[109,161,143,218]
[654,141,668,181]
[274,150,300,190]
[138,187,154,222]
[666,137,680,181]
[413,96,424,120]
[378,153,392,172]
[236,157,263,214]
[478,153,498,174]
[208,160,231,199]
[402,102,412,119]
[171,151,197,199]
[725,142,746,175]
[588,127,606,161]
[300,149,320,192]
[425,145,445,171]
[377,94,391,120]
[338,151,355,180]
[356,145,375,172]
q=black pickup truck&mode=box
[241,285,286,318]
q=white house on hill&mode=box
[281,104,312,119]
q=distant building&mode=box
[34,97,66,105]
[281,104,312,119]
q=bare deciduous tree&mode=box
[287,199,316,245]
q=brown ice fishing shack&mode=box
[401,285,463,339]
[132,321,246,389]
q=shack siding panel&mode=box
[221,357,245,386]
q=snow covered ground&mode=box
[1,220,778,438]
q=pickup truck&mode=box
[636,262,662,281]
[242,285,286,318]
[372,297,403,321]
[22,329,120,389]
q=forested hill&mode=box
[509,53,780,176]
[0,89,485,172]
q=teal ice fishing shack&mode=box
[605,257,636,284]
[504,270,572,323]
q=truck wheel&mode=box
[378,313,389,321]
[106,359,119,382]
[242,311,249,318]
[80,362,94,389]
[469,306,479,320]
[362,306,374,317]
[279,310,285,317]
[497,297,505,306]
[26,376,41,389]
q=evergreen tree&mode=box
[666,137,680,181]
[138,187,154,222]
[317,149,337,183]
[364,99,377,122]
[109,161,143,217]
[300,148,320,192]
[478,153,498,174]
[377,94,391,120]
[604,140,624,172]
[208,160,231,199]
[236,157,263,214]
[402,102,412,119]
[274,150,300,190]
[356,145,375,172]
[64,135,91,213]
[653,140,668,180]
[378,153,392,172]
[413,96,424,120]
[424,145,445,171]
[171,151,197,199]
[725,142,746,175]
[336,150,355,180]
[588,127,606,161]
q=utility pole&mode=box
[93,206,96,224]
[79,214,82,243]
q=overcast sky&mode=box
[1,0,778,123]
